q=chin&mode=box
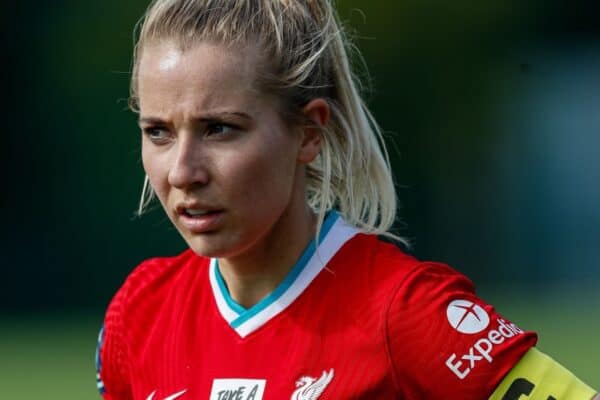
[185,238,225,258]
[183,233,239,259]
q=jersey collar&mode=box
[208,212,358,338]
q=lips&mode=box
[175,203,224,233]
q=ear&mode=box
[297,98,330,164]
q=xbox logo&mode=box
[446,299,490,334]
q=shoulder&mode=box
[332,234,475,306]
[324,233,432,308]
[332,233,422,284]
[107,248,207,315]
[102,248,210,343]
[319,233,422,336]
[352,234,480,310]
[121,249,200,292]
[97,248,210,397]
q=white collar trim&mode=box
[208,214,358,338]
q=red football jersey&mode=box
[96,213,537,399]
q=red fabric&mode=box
[384,261,537,398]
[98,235,536,399]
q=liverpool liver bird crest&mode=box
[290,369,334,400]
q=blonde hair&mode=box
[131,0,400,238]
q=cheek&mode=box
[230,143,298,205]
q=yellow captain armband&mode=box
[489,347,597,400]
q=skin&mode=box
[137,40,329,309]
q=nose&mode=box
[168,135,209,189]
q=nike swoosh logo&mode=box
[146,389,187,400]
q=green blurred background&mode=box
[2,0,599,397]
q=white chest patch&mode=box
[209,379,266,400]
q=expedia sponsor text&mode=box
[446,318,524,379]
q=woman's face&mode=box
[137,41,316,259]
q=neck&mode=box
[217,205,317,309]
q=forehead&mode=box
[137,40,264,115]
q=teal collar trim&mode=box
[208,211,358,338]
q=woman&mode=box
[96,1,598,399]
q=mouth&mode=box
[182,208,221,217]
[175,205,225,233]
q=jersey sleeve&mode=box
[385,262,538,399]
[96,283,133,400]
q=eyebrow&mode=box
[138,111,253,125]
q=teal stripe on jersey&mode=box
[214,264,247,315]
[229,211,339,329]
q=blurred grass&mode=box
[0,289,598,399]
[0,313,103,399]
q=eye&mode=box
[142,127,171,144]
[206,122,236,136]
